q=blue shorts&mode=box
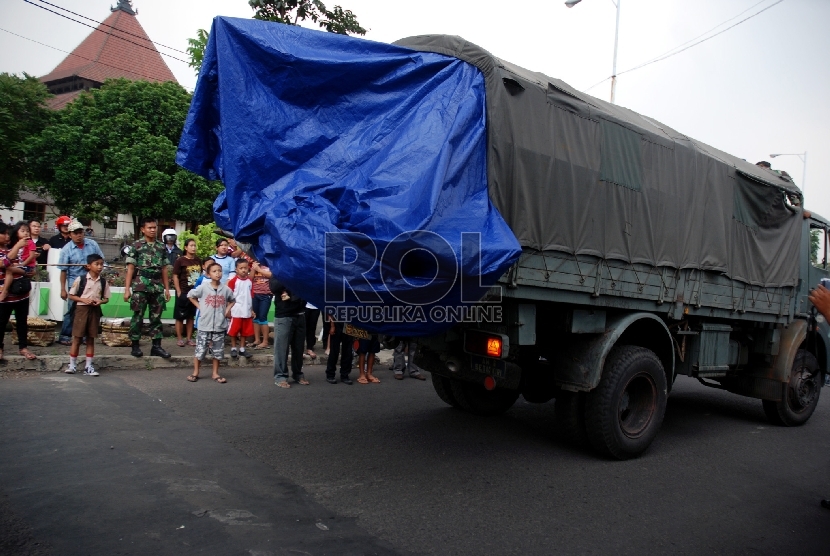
[252,293,273,324]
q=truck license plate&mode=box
[469,355,506,379]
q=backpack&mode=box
[73,274,105,301]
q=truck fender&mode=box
[552,312,674,393]
[725,319,808,402]
[764,319,808,383]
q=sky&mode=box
[1,0,828,217]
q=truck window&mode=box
[811,226,827,268]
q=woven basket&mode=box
[10,318,56,347]
[101,318,132,347]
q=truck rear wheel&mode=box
[431,374,461,409]
[585,345,667,460]
[555,391,588,446]
[762,349,821,426]
[449,379,520,416]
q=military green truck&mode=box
[394,36,828,460]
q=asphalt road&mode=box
[1,362,829,555]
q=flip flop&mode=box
[177,339,186,347]
[187,340,197,347]
[19,349,37,360]
[213,376,227,383]
[276,381,291,389]
[306,350,317,360]
[368,375,381,383]
[187,374,199,382]
[295,378,310,385]
[357,376,369,384]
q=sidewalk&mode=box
[0,338,394,372]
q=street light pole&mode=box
[610,0,620,103]
[770,151,807,194]
[566,0,621,104]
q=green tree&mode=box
[28,79,222,234]
[186,29,209,75]
[179,222,222,260]
[249,0,366,34]
[0,73,53,208]
[187,0,366,74]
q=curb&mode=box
[0,354,328,373]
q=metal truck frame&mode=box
[419,212,829,459]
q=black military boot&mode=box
[130,341,143,358]
[150,339,171,359]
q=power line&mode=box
[635,0,771,66]
[0,26,183,84]
[32,0,188,55]
[617,0,784,77]
[579,0,785,93]
[22,0,189,64]
[583,76,611,94]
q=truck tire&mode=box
[449,379,520,416]
[431,374,461,409]
[585,345,667,460]
[762,349,821,426]
[555,391,588,446]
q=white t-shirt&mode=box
[227,275,253,318]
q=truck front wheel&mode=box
[585,345,667,460]
[762,349,821,426]
[449,379,520,416]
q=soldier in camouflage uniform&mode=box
[124,217,172,358]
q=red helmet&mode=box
[56,215,71,226]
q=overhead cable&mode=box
[22,0,189,64]
[616,0,785,77]
[0,26,183,84]
[31,0,189,55]
[580,0,785,93]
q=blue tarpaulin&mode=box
[177,17,521,335]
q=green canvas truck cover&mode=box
[394,35,803,288]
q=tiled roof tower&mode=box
[40,0,177,109]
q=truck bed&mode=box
[500,251,797,325]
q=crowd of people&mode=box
[0,216,98,365]
[0,214,426,388]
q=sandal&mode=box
[254,344,269,350]
[19,349,37,360]
[295,378,310,385]
[368,375,380,383]
[177,339,186,347]
[187,340,197,347]
[306,349,317,360]
[357,376,369,384]
[275,381,291,389]
[187,374,199,382]
[213,376,227,383]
